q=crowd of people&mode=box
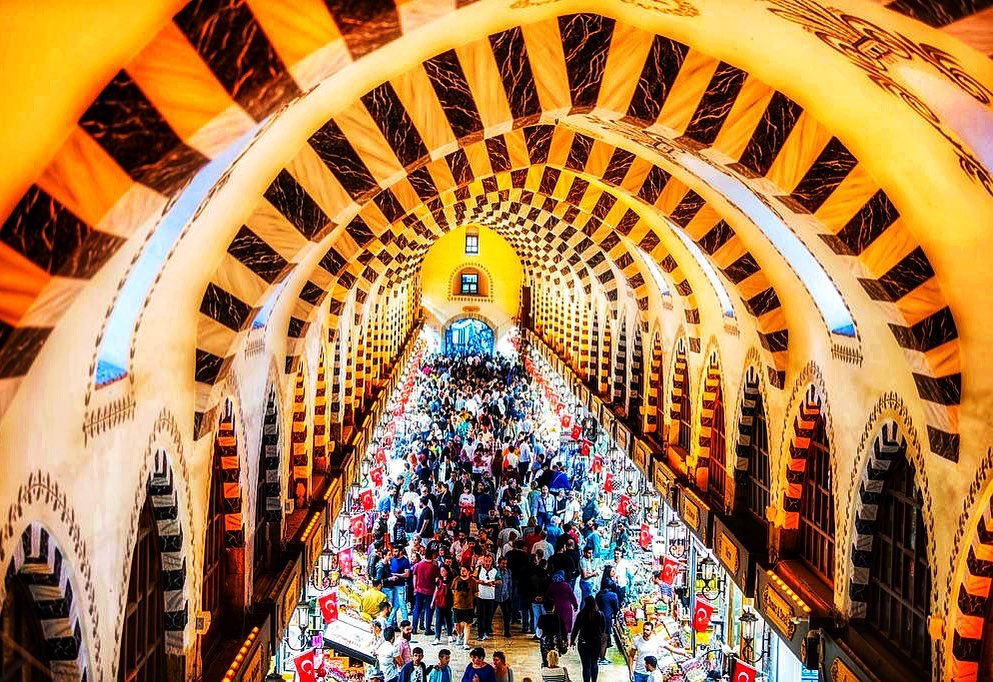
[356,351,684,682]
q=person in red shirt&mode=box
[412,550,441,635]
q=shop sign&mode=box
[615,422,631,457]
[240,638,269,682]
[307,508,328,569]
[652,459,677,503]
[602,412,616,441]
[830,660,864,682]
[271,556,302,635]
[679,492,710,545]
[821,631,879,682]
[755,569,810,652]
[712,517,754,596]
[632,439,650,476]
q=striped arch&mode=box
[733,364,764,509]
[848,420,913,618]
[214,400,243,547]
[600,318,613,399]
[782,385,826,531]
[644,331,664,435]
[696,351,726,503]
[290,367,308,508]
[588,307,601,388]
[144,448,188,650]
[951,494,993,681]
[5,522,90,681]
[627,322,644,428]
[259,386,282,525]
[328,329,343,445]
[313,348,328,474]
[613,318,628,410]
[668,336,691,465]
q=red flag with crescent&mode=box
[732,659,757,682]
[349,514,365,539]
[570,425,582,440]
[376,448,387,465]
[580,440,592,457]
[660,556,680,586]
[338,547,354,576]
[293,649,318,682]
[359,489,374,511]
[638,523,651,549]
[603,473,614,493]
[319,592,339,623]
[693,598,715,632]
[591,455,604,473]
[617,494,631,516]
[561,414,572,429]
[370,466,384,487]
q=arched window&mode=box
[201,413,232,659]
[119,499,166,682]
[1,577,49,681]
[868,457,931,671]
[799,414,835,585]
[744,391,771,526]
[255,389,281,578]
[671,343,691,453]
[705,376,727,508]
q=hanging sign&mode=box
[711,516,756,597]
[755,569,812,658]
[678,490,711,546]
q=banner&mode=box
[617,494,631,517]
[693,598,715,632]
[359,489,374,511]
[638,523,651,550]
[338,547,354,576]
[319,592,339,623]
[603,473,614,493]
[349,515,365,539]
[293,649,318,682]
[659,556,680,586]
[369,466,384,487]
[731,659,757,682]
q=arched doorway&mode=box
[443,318,494,356]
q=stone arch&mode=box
[780,382,828,532]
[3,522,91,681]
[290,365,309,509]
[213,398,243,548]
[313,345,329,475]
[695,346,727,508]
[645,329,665,436]
[627,320,645,429]
[668,334,692,471]
[732,357,768,516]
[950,483,993,681]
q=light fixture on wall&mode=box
[666,518,687,560]
[738,607,770,665]
[697,554,723,601]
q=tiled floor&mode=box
[412,612,630,682]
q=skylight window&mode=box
[671,228,736,318]
[634,245,671,297]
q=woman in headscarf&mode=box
[544,570,579,634]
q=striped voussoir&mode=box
[147,450,188,649]
[600,324,613,399]
[8,523,88,681]
[291,368,308,507]
[669,338,690,450]
[645,332,664,433]
[628,326,644,425]
[696,352,723,493]
[848,420,907,618]
[613,319,628,408]
[215,413,243,547]
[260,389,282,523]
[951,496,993,680]
[782,386,823,530]
[313,349,328,473]
[733,366,763,492]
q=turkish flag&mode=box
[319,592,339,623]
[370,466,384,487]
[561,414,572,429]
[732,659,757,682]
[591,455,604,474]
[293,649,318,682]
[570,425,582,440]
[638,523,651,549]
[603,473,614,493]
[617,494,631,516]
[693,598,714,632]
[376,448,387,465]
[580,440,592,457]
[660,556,680,586]
[359,489,374,511]
[349,514,365,539]
[338,547,354,576]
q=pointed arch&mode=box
[313,346,329,475]
[613,317,628,410]
[733,364,771,530]
[213,399,243,548]
[697,350,727,510]
[645,331,664,436]
[668,336,691,467]
[290,365,308,509]
[627,321,644,431]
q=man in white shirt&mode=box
[475,554,499,640]
[611,548,634,605]
[378,626,404,682]
[629,622,660,682]
[530,530,554,561]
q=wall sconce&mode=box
[666,518,687,559]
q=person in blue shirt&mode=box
[460,648,497,682]
[548,464,571,491]
[595,580,620,664]
[427,649,452,682]
[387,546,412,626]
[545,517,563,548]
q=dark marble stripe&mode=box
[685,308,700,324]
[309,119,380,201]
[299,281,324,306]
[263,170,328,239]
[682,62,748,146]
[885,0,993,27]
[406,166,438,202]
[540,167,561,195]
[759,329,789,353]
[889,306,958,352]
[485,137,512,173]
[566,178,589,205]
[565,133,595,171]
[423,49,484,141]
[858,246,935,302]
[660,255,678,272]
[3,186,112,278]
[446,148,475,186]
[287,316,306,338]
[603,147,635,186]
[361,82,428,168]
[722,253,761,284]
[822,190,899,256]
[676,279,692,296]
[697,220,734,255]
[913,372,962,406]
[738,91,803,176]
[639,231,660,252]
[511,168,529,188]
[481,176,499,194]
[79,70,207,195]
[319,246,348,275]
[488,27,542,123]
[173,0,300,120]
[373,188,405,223]
[617,209,640,236]
[0,326,50,379]
[322,0,402,59]
[201,282,252,331]
[592,193,617,219]
[669,190,706,227]
[626,35,689,125]
[523,125,554,165]
[789,137,859,212]
[558,14,615,113]
[744,287,781,317]
[345,215,376,247]
[227,225,287,283]
[637,165,671,205]
[927,426,960,462]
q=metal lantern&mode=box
[739,607,759,641]
[666,518,687,558]
[699,554,716,583]
[296,602,310,629]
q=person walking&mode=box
[537,602,565,668]
[378,626,404,682]
[571,597,606,682]
[493,556,514,638]
[451,565,477,650]
[399,647,428,682]
[432,565,454,644]
[544,571,579,635]
[460,647,497,682]
[428,649,453,682]
[492,651,514,682]
[475,554,500,640]
[413,550,440,636]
